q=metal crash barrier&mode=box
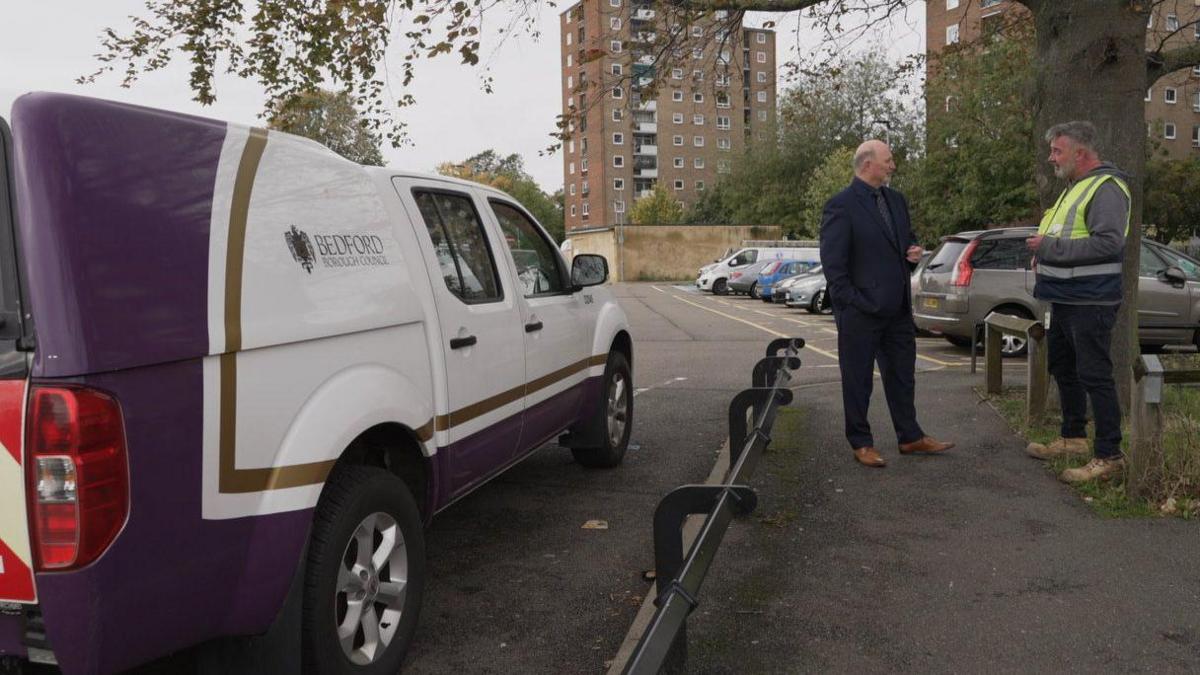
[621,337,804,675]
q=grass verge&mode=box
[981,386,1198,519]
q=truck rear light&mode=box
[26,386,129,571]
[951,240,979,287]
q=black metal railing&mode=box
[621,337,804,675]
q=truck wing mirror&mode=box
[571,254,609,289]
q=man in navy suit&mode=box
[819,140,954,467]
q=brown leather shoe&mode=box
[898,436,955,455]
[854,447,887,467]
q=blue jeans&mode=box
[1047,303,1122,459]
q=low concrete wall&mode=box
[566,224,783,282]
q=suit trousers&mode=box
[834,306,925,449]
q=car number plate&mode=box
[922,297,939,309]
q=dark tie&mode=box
[872,189,897,245]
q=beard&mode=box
[1053,161,1073,180]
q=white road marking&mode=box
[633,376,688,397]
[663,289,841,362]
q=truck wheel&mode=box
[303,465,425,675]
[572,352,633,468]
[712,278,729,295]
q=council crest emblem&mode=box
[285,225,316,274]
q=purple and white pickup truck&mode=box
[0,93,633,674]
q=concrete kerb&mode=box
[605,439,732,674]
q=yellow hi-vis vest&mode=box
[1034,173,1130,302]
[1038,173,1131,240]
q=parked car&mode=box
[913,226,1200,356]
[0,93,634,674]
[782,265,833,313]
[911,250,936,337]
[759,259,820,302]
[774,267,816,304]
[727,260,773,297]
[697,245,819,295]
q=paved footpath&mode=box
[681,364,1200,674]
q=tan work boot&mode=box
[1025,437,1089,461]
[1060,457,1125,484]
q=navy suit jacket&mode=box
[819,177,918,317]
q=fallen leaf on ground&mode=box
[582,519,609,530]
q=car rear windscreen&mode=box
[926,240,968,271]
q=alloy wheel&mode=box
[607,371,629,448]
[335,512,409,666]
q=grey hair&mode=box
[1044,121,1099,154]
[853,147,875,171]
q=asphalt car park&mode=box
[397,282,1031,673]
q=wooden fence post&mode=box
[1026,333,1049,423]
[1127,357,1164,500]
[985,324,1003,395]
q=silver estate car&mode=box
[913,227,1200,356]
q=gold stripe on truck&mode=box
[433,353,608,431]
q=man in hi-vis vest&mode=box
[1024,121,1130,483]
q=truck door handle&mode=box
[525,321,544,333]
[450,335,477,350]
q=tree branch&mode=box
[1147,42,1200,85]
[665,0,828,9]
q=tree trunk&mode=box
[1028,0,1147,412]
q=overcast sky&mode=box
[0,2,924,192]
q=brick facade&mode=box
[560,1,776,232]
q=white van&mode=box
[697,246,820,295]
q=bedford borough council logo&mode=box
[284,225,315,274]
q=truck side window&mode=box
[489,200,567,296]
[413,190,503,303]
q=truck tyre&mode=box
[712,278,729,295]
[303,465,426,675]
[571,351,633,468]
